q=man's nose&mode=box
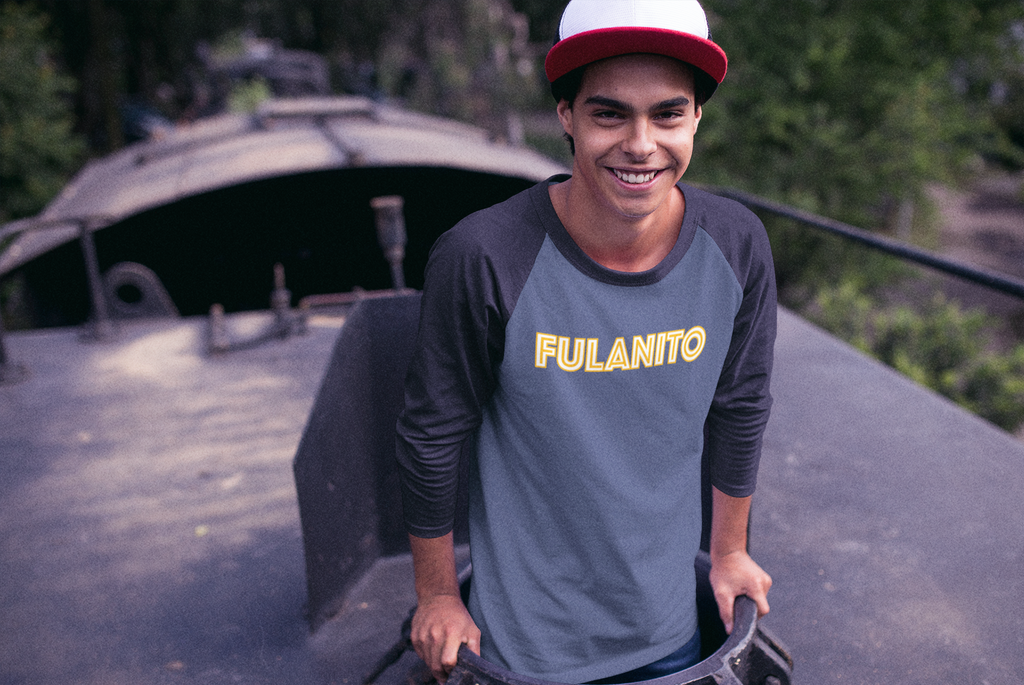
[622,118,658,159]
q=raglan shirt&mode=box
[397,176,776,683]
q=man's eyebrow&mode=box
[583,95,633,112]
[653,96,692,110]
[582,95,692,112]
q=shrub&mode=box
[808,285,1024,433]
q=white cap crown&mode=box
[560,0,710,42]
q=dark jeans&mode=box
[587,628,702,684]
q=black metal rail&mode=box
[708,185,1024,302]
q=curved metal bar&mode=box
[447,595,788,685]
[707,186,1024,301]
[444,552,792,685]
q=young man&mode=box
[396,0,776,682]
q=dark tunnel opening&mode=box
[6,166,536,327]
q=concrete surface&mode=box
[754,311,1024,685]
[1,308,1022,684]
[0,312,339,684]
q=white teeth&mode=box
[614,169,656,184]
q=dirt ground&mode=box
[929,172,1024,337]
[933,172,1024,278]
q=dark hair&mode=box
[550,59,714,155]
[550,65,588,106]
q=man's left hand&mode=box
[708,549,772,635]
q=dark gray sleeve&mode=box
[396,187,548,537]
[699,193,777,497]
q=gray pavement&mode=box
[1,308,1022,684]
[754,312,1024,684]
[0,313,339,684]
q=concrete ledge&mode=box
[753,310,1024,684]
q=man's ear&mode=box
[694,103,702,131]
[556,99,574,138]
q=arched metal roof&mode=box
[0,96,566,276]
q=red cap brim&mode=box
[545,26,727,85]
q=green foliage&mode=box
[694,0,1024,225]
[810,281,875,353]
[227,76,272,112]
[765,216,910,311]
[961,346,1024,432]
[991,67,1024,168]
[873,298,989,394]
[808,285,1024,433]
[0,3,85,222]
[376,0,544,136]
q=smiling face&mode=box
[557,54,702,226]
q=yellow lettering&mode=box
[604,337,631,371]
[631,334,657,369]
[654,331,668,366]
[584,338,605,372]
[665,329,686,364]
[681,326,706,362]
[535,332,557,368]
[556,336,585,372]
[540,327,705,371]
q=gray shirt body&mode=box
[398,177,776,682]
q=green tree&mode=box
[376,0,543,137]
[809,286,1024,433]
[693,0,1024,226]
[0,3,85,222]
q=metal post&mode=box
[78,219,116,341]
[0,309,7,368]
[270,262,301,337]
[370,195,407,290]
[0,306,28,384]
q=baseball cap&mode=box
[545,0,727,97]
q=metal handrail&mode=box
[706,185,1024,301]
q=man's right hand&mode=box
[410,592,481,683]
[408,533,481,683]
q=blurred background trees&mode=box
[2,0,1021,222]
[696,0,1024,226]
[0,3,85,223]
[3,0,1024,427]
